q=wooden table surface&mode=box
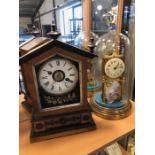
[19,95,135,155]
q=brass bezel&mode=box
[89,97,132,119]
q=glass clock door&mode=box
[35,55,80,109]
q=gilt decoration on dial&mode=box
[38,57,78,95]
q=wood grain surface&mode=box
[19,95,134,155]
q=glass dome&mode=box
[74,31,99,51]
[73,31,101,97]
[89,30,132,119]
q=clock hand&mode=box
[43,69,52,75]
[114,62,119,70]
[65,78,73,83]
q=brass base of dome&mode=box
[89,98,132,120]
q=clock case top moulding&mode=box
[19,37,97,142]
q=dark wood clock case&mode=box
[19,38,97,142]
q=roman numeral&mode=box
[48,63,53,68]
[63,61,66,67]
[69,74,75,76]
[44,81,49,86]
[59,86,62,91]
[56,60,60,66]
[68,67,72,71]
[107,71,110,74]
[51,85,54,90]
[41,76,48,79]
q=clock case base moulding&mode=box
[30,110,96,142]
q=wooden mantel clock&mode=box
[19,33,96,142]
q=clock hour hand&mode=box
[65,78,73,83]
[43,69,52,75]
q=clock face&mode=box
[104,58,125,78]
[38,58,78,95]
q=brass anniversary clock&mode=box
[89,31,132,119]
[19,35,96,142]
[104,58,125,79]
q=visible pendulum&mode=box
[90,77,132,119]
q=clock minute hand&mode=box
[114,62,119,70]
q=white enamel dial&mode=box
[38,58,78,95]
[104,58,125,78]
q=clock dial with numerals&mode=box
[38,58,78,95]
[104,58,125,78]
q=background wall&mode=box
[33,0,65,36]
[34,0,65,26]
[19,17,31,28]
[39,0,54,25]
